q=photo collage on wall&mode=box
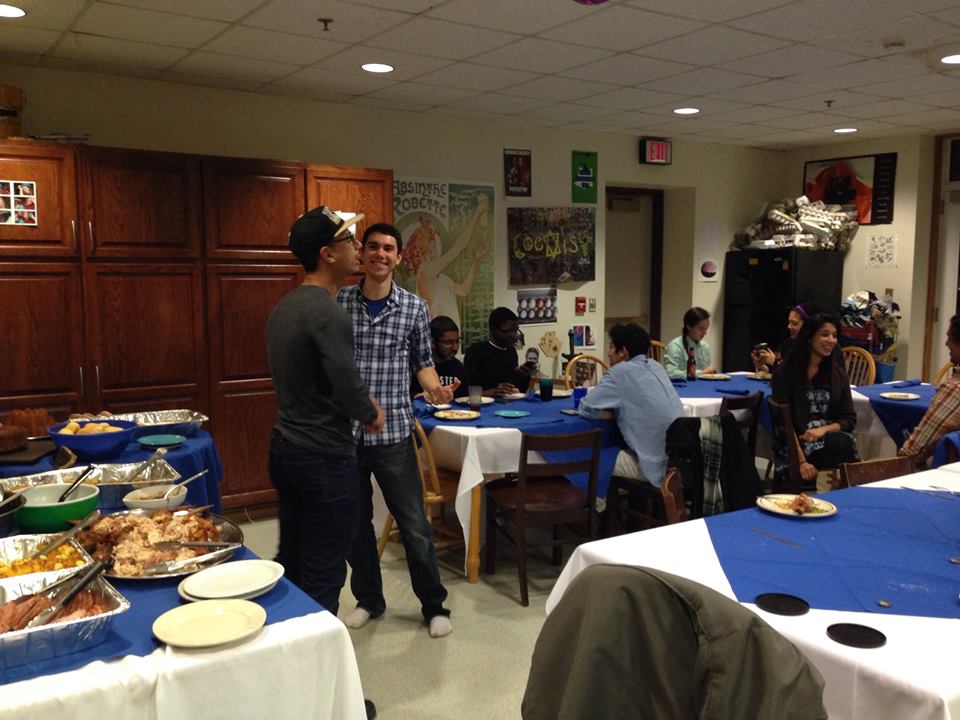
[0,180,37,225]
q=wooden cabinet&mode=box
[0,142,77,258]
[206,264,302,508]
[83,263,207,414]
[307,164,393,239]
[0,263,84,417]
[79,147,201,259]
[203,158,306,261]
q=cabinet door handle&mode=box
[78,366,85,397]
[95,364,101,395]
[88,221,95,245]
[70,220,77,246]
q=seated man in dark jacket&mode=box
[464,307,532,397]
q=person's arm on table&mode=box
[578,371,619,420]
[899,382,960,461]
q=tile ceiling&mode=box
[3,0,960,148]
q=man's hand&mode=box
[364,398,385,434]
[702,366,718,374]
[491,383,520,397]
[424,379,458,405]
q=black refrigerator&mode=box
[722,248,844,372]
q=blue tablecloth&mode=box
[854,383,934,448]
[673,374,772,431]
[416,396,622,498]
[933,430,960,467]
[0,431,223,514]
[707,486,960,619]
[0,547,322,685]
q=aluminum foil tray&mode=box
[0,572,129,670]
[106,409,208,438]
[0,461,181,509]
[0,534,94,582]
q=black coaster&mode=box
[755,593,810,616]
[826,623,887,649]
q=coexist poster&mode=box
[393,178,495,349]
[507,207,596,285]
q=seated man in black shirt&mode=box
[464,307,532,396]
[412,315,467,396]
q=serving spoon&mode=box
[161,469,208,500]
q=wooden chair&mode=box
[718,390,763,457]
[563,354,608,389]
[839,456,914,488]
[658,467,688,524]
[767,398,826,494]
[377,418,463,559]
[842,346,876,386]
[484,429,601,606]
[933,361,956,385]
[648,339,666,364]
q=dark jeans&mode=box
[268,431,358,615]
[348,436,450,621]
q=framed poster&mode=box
[507,207,596,285]
[803,153,896,225]
[503,149,531,197]
[571,150,597,204]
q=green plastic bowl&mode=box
[16,483,99,532]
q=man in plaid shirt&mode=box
[338,222,457,638]
[900,315,960,462]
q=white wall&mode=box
[604,194,652,329]
[5,63,799,367]
[782,134,936,379]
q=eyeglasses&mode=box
[329,232,357,247]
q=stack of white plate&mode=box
[178,559,284,602]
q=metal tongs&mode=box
[151,540,235,551]
[124,448,168,484]
[24,558,115,629]
[26,510,101,560]
[141,544,240,576]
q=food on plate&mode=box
[0,589,109,633]
[0,423,28,452]
[77,511,222,577]
[777,493,828,515]
[434,409,480,420]
[58,421,124,435]
[0,544,87,579]
[6,408,55,437]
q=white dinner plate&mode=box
[756,494,837,518]
[153,599,266,648]
[182,559,284,600]
[879,391,920,400]
[699,373,731,381]
[551,388,573,398]
[455,396,494,406]
[428,403,451,410]
[504,392,527,400]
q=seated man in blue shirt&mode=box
[578,323,683,485]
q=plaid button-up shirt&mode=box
[337,280,433,445]
[900,379,960,461]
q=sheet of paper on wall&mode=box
[866,233,897,269]
[0,178,37,226]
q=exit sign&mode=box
[639,138,672,165]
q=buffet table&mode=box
[1,548,366,720]
[547,468,960,720]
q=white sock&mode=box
[428,615,453,638]
[343,607,372,629]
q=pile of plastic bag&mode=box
[733,195,859,252]
[838,290,900,357]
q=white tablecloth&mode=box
[546,469,960,720]
[2,611,366,720]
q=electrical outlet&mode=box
[588,298,597,313]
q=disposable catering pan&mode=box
[0,533,95,582]
[0,571,129,670]
[105,410,208,439]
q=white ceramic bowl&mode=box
[122,484,187,511]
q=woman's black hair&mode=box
[681,306,710,347]
[781,313,840,386]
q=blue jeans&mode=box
[348,436,450,621]
[268,431,358,615]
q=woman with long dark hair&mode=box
[664,307,717,378]
[771,313,858,484]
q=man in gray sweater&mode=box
[265,207,384,615]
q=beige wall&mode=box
[5,63,805,366]
[783,134,936,378]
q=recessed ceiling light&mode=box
[673,107,700,116]
[834,127,858,134]
[361,63,393,74]
[0,4,26,18]
[941,53,960,65]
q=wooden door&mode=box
[0,141,78,258]
[0,263,85,418]
[83,263,207,414]
[206,264,302,507]
[306,165,393,243]
[79,147,201,259]
[203,158,306,261]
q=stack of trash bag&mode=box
[733,195,859,252]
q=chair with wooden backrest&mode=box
[563,354,609,389]
[718,391,763,458]
[484,429,601,606]
[648,339,666,365]
[839,456,914,488]
[377,418,463,559]
[658,467,688,524]
[842,346,876,386]
[767,398,825,494]
[933,361,956,385]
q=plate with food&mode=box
[75,508,243,579]
[745,372,771,381]
[433,409,481,421]
[454,396,494,406]
[551,388,573,398]
[699,373,732,381]
[756,493,837,518]
[879,392,921,401]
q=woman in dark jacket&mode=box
[771,313,858,484]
